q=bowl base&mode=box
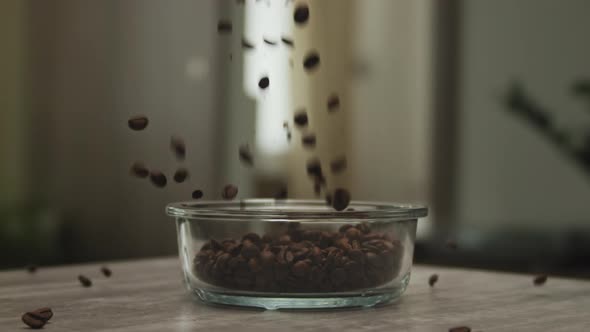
[193,273,410,310]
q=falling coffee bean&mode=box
[242,38,255,49]
[533,274,548,286]
[217,20,232,33]
[258,76,270,89]
[294,111,308,127]
[239,145,253,166]
[327,94,340,112]
[428,274,438,287]
[128,115,149,131]
[332,188,351,211]
[449,327,471,332]
[302,134,316,148]
[25,264,37,273]
[31,307,53,322]
[21,312,46,329]
[78,274,92,287]
[330,156,347,174]
[306,159,322,177]
[173,168,189,183]
[303,52,320,71]
[263,37,277,46]
[222,184,238,200]
[192,189,203,199]
[170,136,186,160]
[149,171,167,188]
[101,266,112,277]
[293,3,309,24]
[281,36,294,47]
[130,162,149,178]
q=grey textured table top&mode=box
[1,257,589,331]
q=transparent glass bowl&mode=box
[167,199,427,310]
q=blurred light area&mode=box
[243,0,292,156]
[185,56,210,81]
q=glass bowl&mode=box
[167,199,427,310]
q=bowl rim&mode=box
[166,199,427,222]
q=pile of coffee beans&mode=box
[193,222,403,292]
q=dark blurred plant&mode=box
[503,79,590,175]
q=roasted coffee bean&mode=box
[428,274,438,287]
[242,233,261,244]
[22,312,46,329]
[292,260,311,277]
[533,274,548,286]
[149,171,167,188]
[330,156,347,173]
[293,4,309,24]
[28,308,53,322]
[78,275,92,287]
[221,184,238,200]
[302,134,316,148]
[332,188,351,211]
[303,52,320,71]
[263,37,277,46]
[327,95,340,112]
[25,264,37,273]
[281,37,294,47]
[356,222,370,234]
[217,20,232,33]
[449,327,471,332]
[260,250,275,267]
[128,115,149,130]
[258,76,270,89]
[192,189,203,199]
[242,240,261,259]
[173,168,189,183]
[294,111,308,127]
[239,145,253,166]
[101,266,112,277]
[130,162,149,178]
[306,158,322,177]
[345,227,362,240]
[242,38,255,49]
[339,224,354,233]
[170,136,186,160]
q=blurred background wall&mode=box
[1,0,589,278]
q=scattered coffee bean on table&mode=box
[294,111,308,127]
[192,189,204,199]
[449,327,471,332]
[222,184,239,200]
[263,37,277,46]
[332,188,351,211]
[327,94,340,112]
[101,266,112,277]
[281,37,294,47]
[130,162,149,178]
[193,222,403,292]
[149,171,167,188]
[21,312,46,329]
[25,264,37,273]
[330,156,347,173]
[170,136,186,160]
[239,145,254,166]
[217,20,232,33]
[533,274,548,286]
[31,307,53,322]
[303,52,320,71]
[128,115,149,131]
[428,274,438,287]
[173,168,189,183]
[302,134,316,148]
[294,3,310,24]
[258,76,270,89]
[78,275,92,287]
